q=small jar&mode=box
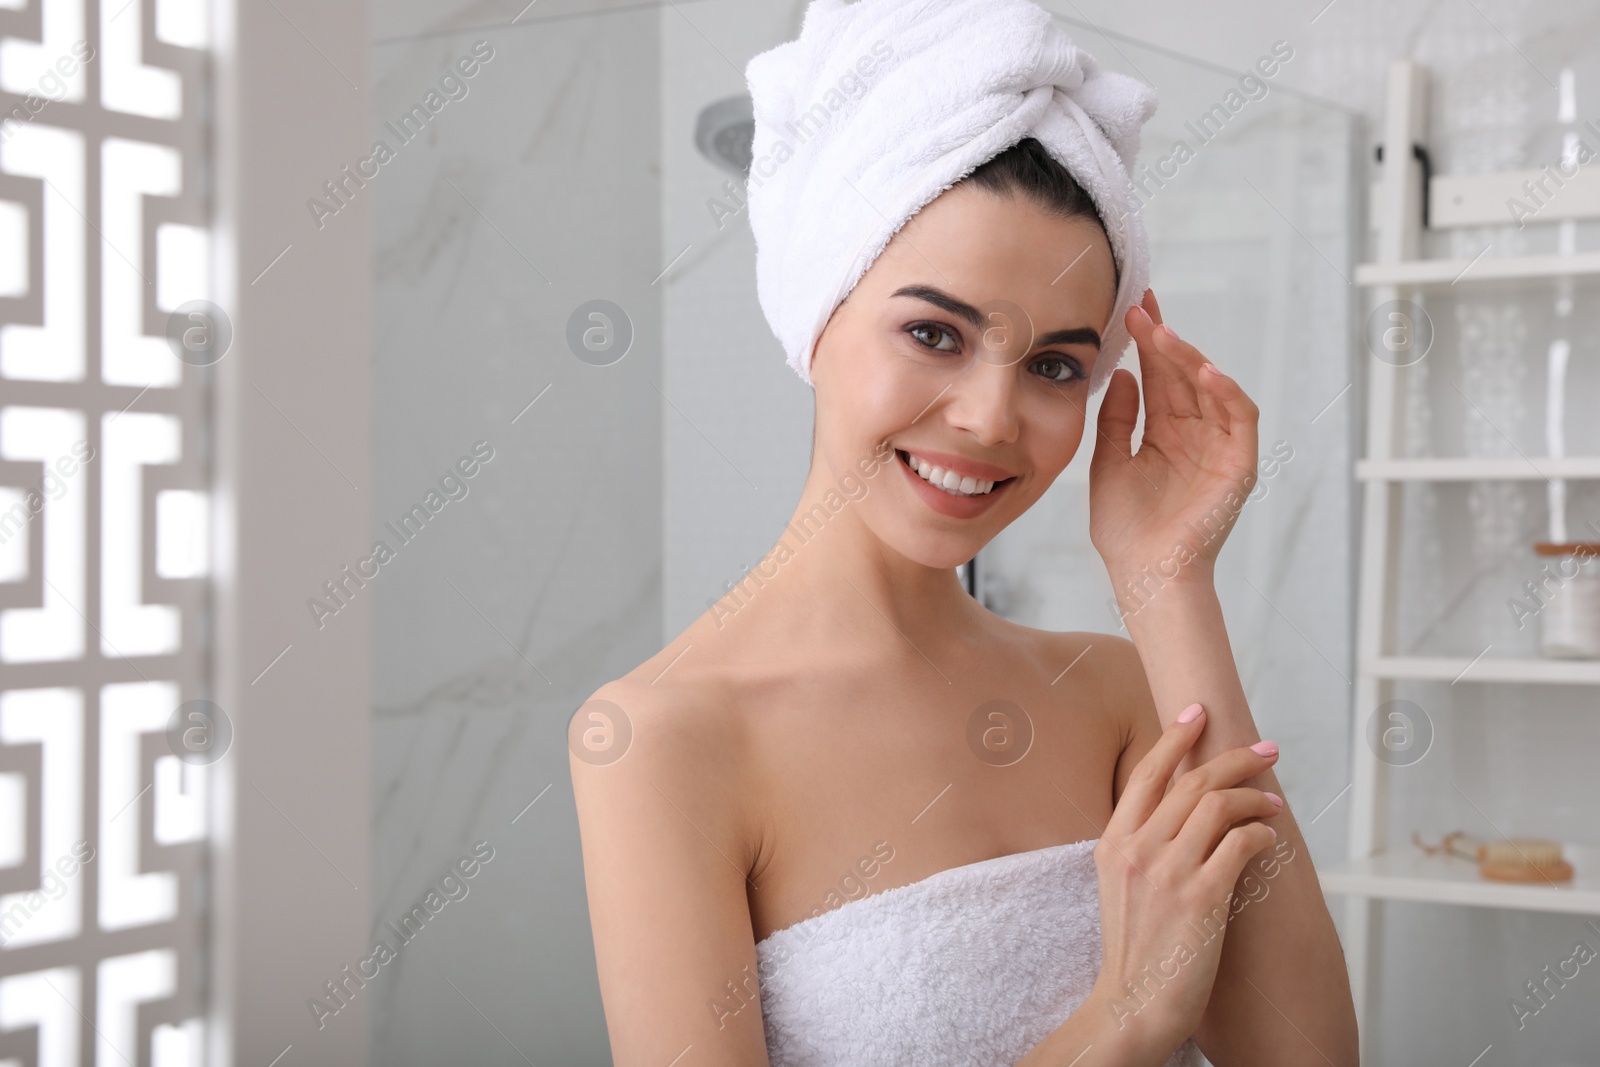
[1533,542,1600,659]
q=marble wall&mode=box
[661,0,819,637]
[367,2,665,1063]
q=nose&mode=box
[943,357,1020,448]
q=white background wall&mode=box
[365,2,663,1064]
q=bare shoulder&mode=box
[1051,631,1161,801]
[985,616,1153,727]
[569,660,760,855]
[569,662,774,1065]
[572,664,749,779]
[983,619,1160,802]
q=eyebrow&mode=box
[890,284,1102,349]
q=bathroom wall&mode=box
[661,2,819,637]
[366,2,663,1064]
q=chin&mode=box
[857,507,987,569]
[898,535,989,571]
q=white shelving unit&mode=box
[1320,61,1600,1058]
[1324,848,1600,916]
[1361,655,1600,686]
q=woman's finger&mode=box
[1193,361,1232,429]
[1197,365,1262,501]
[1139,741,1280,842]
[1145,318,1225,428]
[1126,303,1198,421]
[1142,288,1242,436]
[1090,367,1142,476]
[1132,300,1184,422]
[1142,287,1165,327]
[1105,703,1208,836]
[1131,289,1196,423]
[1198,361,1261,443]
[1169,786,1282,867]
[1201,821,1279,889]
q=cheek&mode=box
[850,352,903,417]
[824,343,931,444]
[1028,403,1089,470]
[999,408,1087,510]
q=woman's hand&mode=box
[1088,289,1261,592]
[1085,702,1282,1061]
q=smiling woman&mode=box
[570,1,1357,1065]
[808,170,1117,546]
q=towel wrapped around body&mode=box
[754,838,1203,1066]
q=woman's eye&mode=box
[1031,355,1085,383]
[908,322,960,353]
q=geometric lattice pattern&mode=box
[1,1,210,1062]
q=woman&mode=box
[570,2,1357,1064]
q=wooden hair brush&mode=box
[1412,831,1574,883]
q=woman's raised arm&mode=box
[570,680,773,1067]
[1084,289,1359,1065]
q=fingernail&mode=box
[1177,702,1204,723]
[1159,323,1181,343]
[1264,791,1283,807]
[1251,740,1279,757]
[1200,361,1224,375]
[1268,825,1277,839]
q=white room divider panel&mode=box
[0,0,212,1063]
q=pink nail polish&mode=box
[1200,361,1224,375]
[1177,702,1204,723]
[1264,791,1283,807]
[1250,740,1279,757]
[1160,323,1181,343]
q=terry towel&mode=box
[754,838,1202,1066]
[743,0,1158,395]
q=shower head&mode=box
[694,94,755,178]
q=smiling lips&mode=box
[895,447,1017,516]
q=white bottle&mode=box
[1535,542,1600,659]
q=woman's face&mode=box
[809,181,1118,570]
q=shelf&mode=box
[1355,251,1600,288]
[1357,457,1600,482]
[1363,656,1600,685]
[1321,847,1600,914]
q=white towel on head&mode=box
[744,0,1158,396]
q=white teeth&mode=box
[902,451,1000,497]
